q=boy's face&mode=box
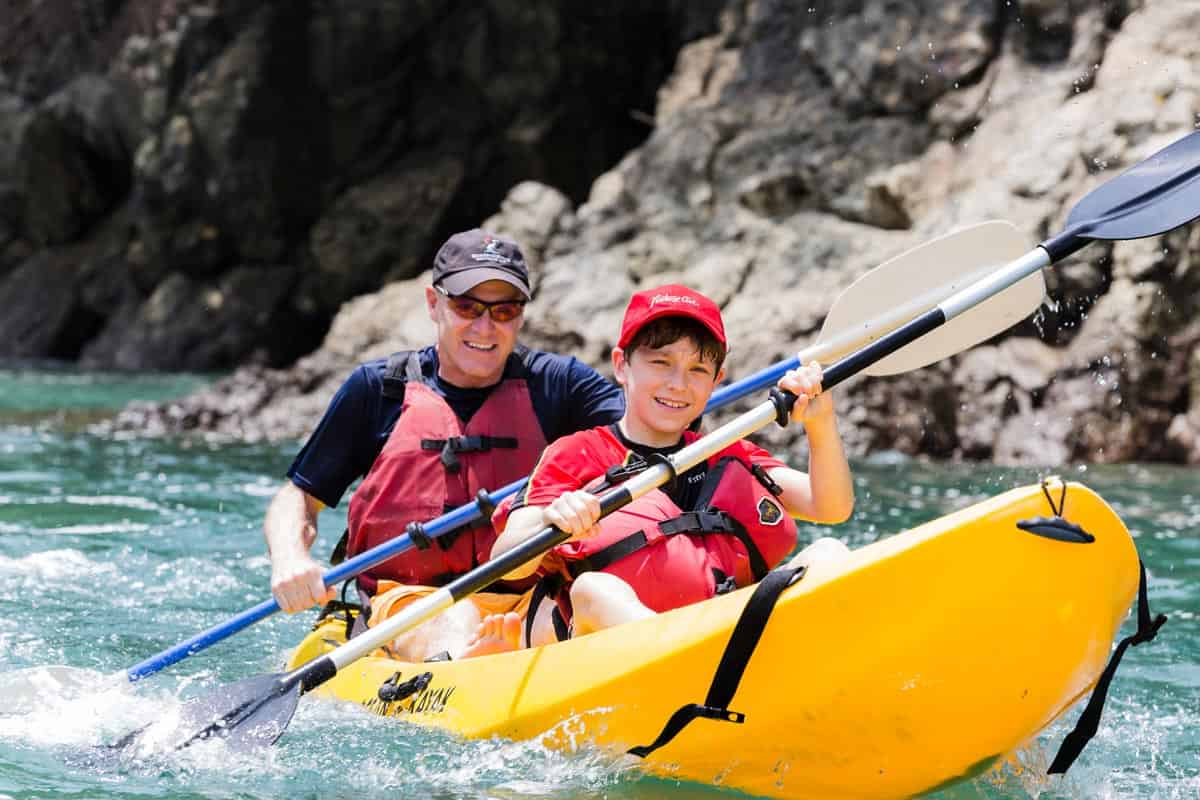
[613,337,725,446]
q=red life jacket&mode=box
[346,350,548,594]
[538,453,798,625]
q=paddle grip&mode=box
[288,654,337,694]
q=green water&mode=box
[0,370,1196,799]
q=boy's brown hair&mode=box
[623,316,727,375]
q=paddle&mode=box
[137,128,1200,753]
[124,220,1035,683]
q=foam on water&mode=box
[0,665,154,748]
[0,548,119,586]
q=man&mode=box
[263,229,624,657]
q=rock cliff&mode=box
[5,0,1199,464]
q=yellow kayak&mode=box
[286,480,1139,799]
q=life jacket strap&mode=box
[658,510,770,581]
[421,435,520,474]
[749,463,784,497]
[565,530,650,580]
[590,457,651,492]
[525,574,571,646]
[658,510,740,536]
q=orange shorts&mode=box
[367,580,534,627]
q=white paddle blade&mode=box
[812,221,1043,376]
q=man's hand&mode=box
[271,552,335,613]
[264,482,335,613]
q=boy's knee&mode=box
[787,536,851,570]
[568,571,651,635]
[571,571,646,616]
[808,536,850,557]
[569,571,621,616]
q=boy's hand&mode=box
[779,360,834,425]
[544,490,602,542]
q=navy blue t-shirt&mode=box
[287,346,625,508]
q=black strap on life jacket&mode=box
[524,573,572,646]
[594,458,653,492]
[566,456,774,583]
[420,435,520,474]
[533,454,780,634]
[673,456,774,581]
[1047,558,1166,774]
[381,345,537,401]
[628,564,806,758]
[380,350,424,400]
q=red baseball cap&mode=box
[617,284,727,349]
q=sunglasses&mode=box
[435,284,527,323]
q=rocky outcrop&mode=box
[1,0,722,369]
[14,1,1200,466]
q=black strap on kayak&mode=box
[628,564,805,758]
[1048,558,1167,774]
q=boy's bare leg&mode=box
[461,596,560,658]
[459,611,523,658]
[785,536,851,583]
[380,603,484,661]
[462,573,657,657]
[568,572,655,636]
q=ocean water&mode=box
[0,369,1195,799]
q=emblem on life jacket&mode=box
[757,496,783,526]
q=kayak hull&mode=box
[286,481,1139,799]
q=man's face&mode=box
[426,279,525,388]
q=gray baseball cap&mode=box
[432,229,531,298]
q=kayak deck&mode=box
[287,481,1139,799]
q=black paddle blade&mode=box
[173,673,301,752]
[1068,130,1200,241]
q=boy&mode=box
[464,284,853,655]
